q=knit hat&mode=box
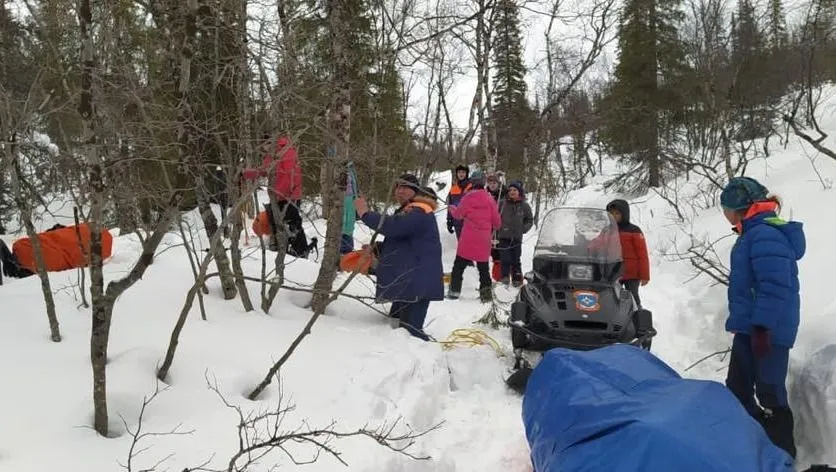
[720,177,769,210]
[469,170,486,188]
[507,180,525,199]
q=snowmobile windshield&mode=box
[534,207,622,264]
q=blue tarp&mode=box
[522,344,794,472]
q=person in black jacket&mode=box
[496,181,534,286]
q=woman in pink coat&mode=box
[447,170,501,302]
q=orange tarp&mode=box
[13,224,113,273]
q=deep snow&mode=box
[2,108,836,470]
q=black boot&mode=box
[761,407,797,459]
[479,286,493,303]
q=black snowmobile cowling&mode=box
[508,207,656,377]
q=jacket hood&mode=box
[606,199,631,225]
[412,194,439,211]
[743,213,806,261]
[778,221,806,260]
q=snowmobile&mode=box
[506,207,657,388]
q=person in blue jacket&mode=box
[721,176,806,460]
[354,174,444,341]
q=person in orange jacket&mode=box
[605,199,650,308]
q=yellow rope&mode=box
[436,328,505,357]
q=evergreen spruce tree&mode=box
[491,0,534,176]
[766,0,788,51]
[598,0,687,188]
[730,0,772,139]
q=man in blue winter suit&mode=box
[354,174,444,341]
[721,176,806,460]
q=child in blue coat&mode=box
[721,176,806,460]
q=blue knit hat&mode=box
[720,177,769,210]
[469,170,485,188]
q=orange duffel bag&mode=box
[13,223,113,273]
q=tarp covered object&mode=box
[522,344,794,472]
[13,224,113,273]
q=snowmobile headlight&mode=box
[568,264,593,281]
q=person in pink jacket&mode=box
[447,170,501,302]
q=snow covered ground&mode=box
[3,113,836,470]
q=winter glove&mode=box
[751,325,771,358]
[447,223,455,234]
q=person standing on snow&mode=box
[354,174,444,341]
[605,199,650,308]
[486,173,507,278]
[486,173,506,202]
[447,170,501,303]
[496,181,534,287]
[720,176,805,460]
[446,165,472,238]
[242,134,312,257]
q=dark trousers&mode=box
[264,200,308,256]
[498,238,523,280]
[622,279,642,308]
[453,222,463,240]
[339,234,354,255]
[450,255,490,293]
[726,333,796,458]
[390,299,431,341]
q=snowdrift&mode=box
[522,344,794,472]
[792,344,836,465]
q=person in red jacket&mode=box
[605,199,650,308]
[243,134,311,257]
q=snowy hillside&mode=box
[3,112,836,469]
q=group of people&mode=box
[248,136,803,462]
[445,165,535,302]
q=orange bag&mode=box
[252,211,272,236]
[13,224,113,273]
[339,250,375,275]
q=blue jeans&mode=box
[389,299,431,341]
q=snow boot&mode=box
[446,290,460,300]
[760,407,797,459]
[500,277,510,287]
[479,286,492,303]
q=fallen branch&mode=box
[182,373,439,471]
[684,347,731,372]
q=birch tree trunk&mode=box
[310,0,351,313]
[7,143,60,342]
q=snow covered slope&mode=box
[2,110,836,470]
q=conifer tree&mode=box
[491,0,534,176]
[598,0,687,188]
